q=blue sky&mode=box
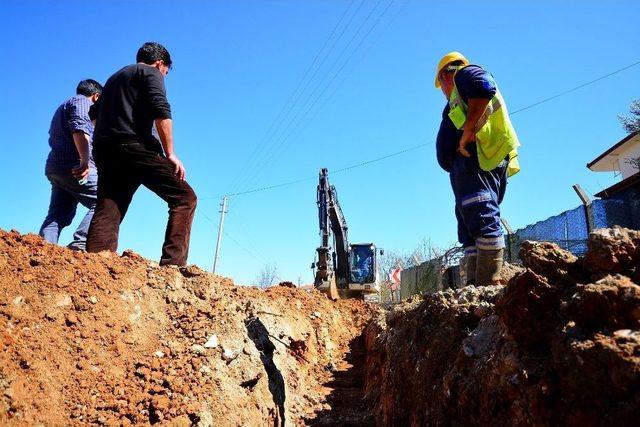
[1,0,639,285]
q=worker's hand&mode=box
[167,153,186,180]
[72,160,90,181]
[457,129,475,158]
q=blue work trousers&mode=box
[449,148,507,254]
[39,171,98,251]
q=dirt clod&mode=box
[365,227,640,426]
[0,230,373,426]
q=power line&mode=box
[213,58,640,199]
[214,141,426,198]
[510,59,640,115]
[223,231,263,263]
[228,0,363,194]
[236,0,392,193]
[254,0,395,178]
[196,206,263,264]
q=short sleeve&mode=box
[454,65,497,100]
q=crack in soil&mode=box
[245,316,287,427]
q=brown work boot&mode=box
[476,248,504,286]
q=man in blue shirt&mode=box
[39,79,102,251]
[435,52,509,286]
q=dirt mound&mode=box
[365,227,640,426]
[3,227,639,426]
[0,230,376,426]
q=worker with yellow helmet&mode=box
[434,52,520,286]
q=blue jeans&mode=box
[39,171,98,251]
[449,147,507,252]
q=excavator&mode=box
[312,168,382,300]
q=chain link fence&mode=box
[505,184,639,263]
[396,183,639,301]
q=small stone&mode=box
[613,329,632,338]
[89,296,98,304]
[55,294,73,307]
[45,310,59,321]
[221,348,237,362]
[199,365,212,375]
[191,344,207,355]
[154,350,165,358]
[204,334,219,349]
[65,313,79,326]
[312,311,321,318]
[13,296,24,306]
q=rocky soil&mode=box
[365,227,640,426]
[0,230,375,426]
[2,227,639,426]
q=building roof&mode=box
[587,131,639,172]
[594,171,640,198]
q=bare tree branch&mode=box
[254,264,280,288]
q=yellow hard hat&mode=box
[434,51,469,88]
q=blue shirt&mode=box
[45,95,94,174]
[435,65,497,172]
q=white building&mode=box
[588,131,640,180]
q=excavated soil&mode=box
[2,227,640,426]
[365,227,640,426]
[0,230,376,426]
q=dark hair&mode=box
[76,79,103,96]
[136,42,172,67]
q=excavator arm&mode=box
[314,168,350,298]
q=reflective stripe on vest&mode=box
[447,67,521,177]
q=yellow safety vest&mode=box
[447,66,521,177]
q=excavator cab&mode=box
[348,244,379,293]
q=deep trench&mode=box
[306,333,374,427]
[245,315,373,426]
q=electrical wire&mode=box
[216,141,426,198]
[209,58,640,198]
[227,0,363,194]
[509,59,640,115]
[235,0,392,193]
[196,206,263,263]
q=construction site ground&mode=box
[1,227,639,426]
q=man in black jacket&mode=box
[87,42,197,266]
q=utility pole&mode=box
[212,195,228,274]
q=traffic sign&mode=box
[389,268,401,290]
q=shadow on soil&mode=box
[306,333,375,427]
[245,316,286,427]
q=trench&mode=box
[306,333,374,427]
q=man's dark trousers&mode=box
[87,142,197,266]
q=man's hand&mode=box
[167,153,186,180]
[457,97,491,158]
[72,160,90,181]
[155,118,185,179]
[457,129,475,158]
